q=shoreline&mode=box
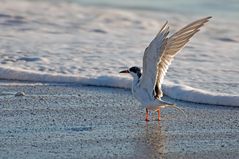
[0,81,238,158]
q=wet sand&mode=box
[0,81,239,159]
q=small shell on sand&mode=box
[15,92,26,97]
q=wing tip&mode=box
[159,21,169,32]
[207,16,212,19]
[202,16,212,23]
[199,16,212,28]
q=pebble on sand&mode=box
[15,92,26,97]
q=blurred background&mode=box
[72,0,239,19]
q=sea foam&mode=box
[0,66,238,107]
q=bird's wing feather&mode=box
[139,22,169,97]
[155,16,212,98]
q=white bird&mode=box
[120,16,211,121]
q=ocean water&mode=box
[0,0,238,106]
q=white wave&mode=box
[0,66,238,107]
[162,81,239,107]
[0,66,131,88]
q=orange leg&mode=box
[145,108,149,121]
[157,108,161,121]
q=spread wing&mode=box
[139,22,169,98]
[155,16,212,98]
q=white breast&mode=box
[132,82,153,107]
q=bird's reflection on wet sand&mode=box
[134,121,166,159]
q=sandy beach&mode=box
[0,0,238,158]
[0,81,238,159]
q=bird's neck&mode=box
[131,72,141,81]
[131,76,139,95]
[132,74,140,85]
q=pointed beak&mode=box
[119,70,129,73]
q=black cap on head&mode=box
[129,66,141,78]
[129,66,141,73]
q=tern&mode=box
[120,16,211,121]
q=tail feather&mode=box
[158,104,187,118]
[156,99,187,117]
